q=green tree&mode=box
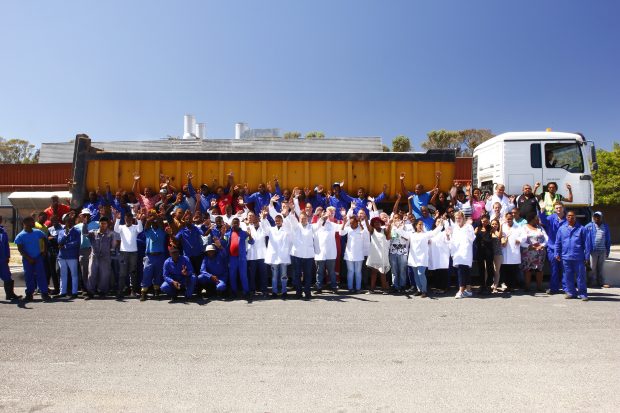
[382,145,390,152]
[456,129,495,156]
[283,131,301,139]
[421,130,460,151]
[0,137,39,164]
[593,142,620,205]
[305,131,325,139]
[392,135,411,152]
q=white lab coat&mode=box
[288,214,316,259]
[313,218,338,261]
[339,225,367,262]
[501,224,525,265]
[246,223,266,261]
[449,223,475,267]
[428,231,450,270]
[261,219,292,265]
[407,226,444,267]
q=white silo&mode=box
[183,114,196,139]
[235,122,248,140]
[195,122,206,140]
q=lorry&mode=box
[472,130,596,208]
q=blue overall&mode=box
[555,223,589,298]
[160,256,196,298]
[224,229,254,294]
[540,212,567,293]
[14,229,48,295]
[141,227,167,288]
[0,225,13,282]
[197,246,228,292]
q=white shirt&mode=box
[429,231,450,270]
[246,223,266,261]
[485,194,512,216]
[339,225,367,262]
[261,219,292,265]
[449,223,475,267]
[502,224,524,265]
[407,226,443,267]
[313,218,338,261]
[113,219,143,252]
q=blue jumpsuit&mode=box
[555,223,589,298]
[14,229,48,295]
[539,212,567,293]
[223,228,254,294]
[0,225,12,283]
[160,256,196,298]
[197,246,229,292]
[141,226,167,289]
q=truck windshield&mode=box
[544,143,584,173]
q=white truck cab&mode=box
[472,131,597,207]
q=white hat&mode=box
[205,244,217,252]
[81,208,91,215]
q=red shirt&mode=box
[229,231,240,257]
[44,204,72,226]
[218,194,232,215]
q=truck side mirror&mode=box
[591,161,599,171]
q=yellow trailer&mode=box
[71,137,457,202]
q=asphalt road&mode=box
[1,288,619,413]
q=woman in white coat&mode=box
[499,212,525,292]
[246,211,268,297]
[339,215,367,293]
[406,218,445,298]
[428,217,451,294]
[448,211,476,299]
[365,216,391,294]
[313,210,339,293]
[262,206,292,298]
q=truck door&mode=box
[542,141,587,205]
[505,141,541,195]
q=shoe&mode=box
[546,289,558,295]
[70,294,78,299]
[578,295,589,301]
[271,293,278,299]
[140,291,148,302]
[41,293,52,302]
[463,290,473,298]
[381,290,389,295]
[413,291,422,296]
[303,292,311,300]
[564,294,575,299]
[331,288,338,294]
[55,293,68,298]
[84,293,94,301]
[455,291,464,299]
[602,284,610,288]
[366,290,375,295]
[295,292,303,299]
[281,292,288,300]
[315,289,322,294]
[4,280,22,300]
[420,293,427,298]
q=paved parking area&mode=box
[1,287,619,412]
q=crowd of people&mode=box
[0,170,612,303]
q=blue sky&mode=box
[1,0,619,150]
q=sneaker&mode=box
[41,293,52,302]
[578,295,589,301]
[546,289,559,295]
[564,293,575,299]
[455,291,464,299]
[463,290,473,298]
[413,291,422,296]
[55,293,68,298]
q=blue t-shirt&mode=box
[75,221,100,248]
[408,191,432,219]
[14,229,46,259]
